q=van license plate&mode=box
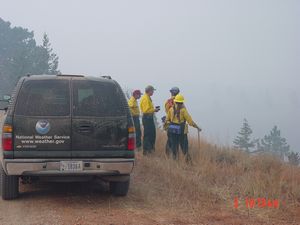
[60,161,83,172]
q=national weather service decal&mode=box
[14,120,70,149]
[35,120,51,135]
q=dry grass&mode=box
[129,129,300,224]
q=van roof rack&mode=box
[101,75,112,79]
[56,74,85,77]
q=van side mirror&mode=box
[3,95,11,101]
[0,95,11,111]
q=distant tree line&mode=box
[0,18,59,95]
[233,118,299,166]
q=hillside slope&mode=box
[130,130,300,224]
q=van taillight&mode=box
[2,125,13,151]
[128,127,136,151]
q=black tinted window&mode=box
[15,80,70,116]
[73,80,125,117]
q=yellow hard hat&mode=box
[174,94,185,103]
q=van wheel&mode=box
[0,164,19,200]
[109,180,130,196]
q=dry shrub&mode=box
[131,129,300,222]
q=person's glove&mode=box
[161,116,166,123]
[155,106,161,112]
[194,123,202,132]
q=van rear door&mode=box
[13,79,71,158]
[71,79,130,158]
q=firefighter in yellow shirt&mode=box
[164,87,180,113]
[164,87,180,155]
[140,85,160,155]
[128,90,142,150]
[166,94,201,161]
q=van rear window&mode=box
[15,80,70,116]
[73,80,125,117]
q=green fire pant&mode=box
[166,132,172,155]
[169,132,190,161]
[142,115,156,155]
[132,116,142,149]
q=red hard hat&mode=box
[133,90,141,95]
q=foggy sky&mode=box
[1,0,299,151]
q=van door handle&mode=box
[77,124,93,133]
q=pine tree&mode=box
[288,152,300,166]
[0,18,60,95]
[260,126,290,160]
[233,119,256,152]
[42,33,59,74]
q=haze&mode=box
[1,0,299,151]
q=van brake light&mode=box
[128,127,136,151]
[2,125,13,151]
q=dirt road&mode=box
[0,179,165,225]
[0,173,261,225]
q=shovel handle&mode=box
[197,130,201,149]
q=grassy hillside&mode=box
[129,129,300,224]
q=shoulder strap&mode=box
[171,105,176,122]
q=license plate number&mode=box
[60,161,83,172]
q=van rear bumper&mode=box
[3,158,134,176]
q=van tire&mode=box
[0,164,19,200]
[109,180,130,196]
